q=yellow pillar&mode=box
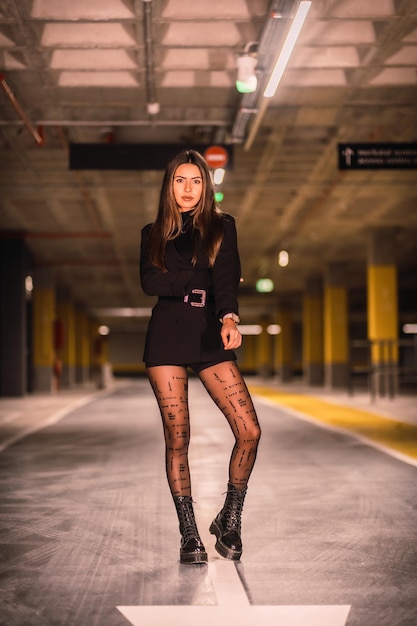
[56,289,76,388]
[276,305,293,382]
[32,271,55,392]
[367,229,398,396]
[303,276,323,385]
[324,263,349,389]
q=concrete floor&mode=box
[0,377,416,626]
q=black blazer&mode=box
[140,213,241,365]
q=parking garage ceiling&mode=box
[0,0,416,328]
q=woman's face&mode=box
[173,163,203,212]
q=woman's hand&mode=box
[221,318,242,350]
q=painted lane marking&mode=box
[0,396,96,453]
[0,410,22,424]
[208,560,250,606]
[118,561,350,625]
[118,602,351,625]
[117,392,351,626]
[249,386,417,468]
[0,384,127,453]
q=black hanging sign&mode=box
[69,143,234,171]
[338,143,417,170]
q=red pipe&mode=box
[0,73,44,146]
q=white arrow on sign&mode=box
[342,146,355,166]
[117,560,351,626]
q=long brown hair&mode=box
[147,149,224,269]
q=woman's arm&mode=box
[212,215,243,350]
[211,215,241,320]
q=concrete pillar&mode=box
[324,263,349,389]
[0,239,28,396]
[367,228,398,396]
[91,320,106,388]
[32,270,55,392]
[275,304,293,382]
[75,307,91,384]
[56,288,76,388]
[303,276,324,385]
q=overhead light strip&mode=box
[263,1,312,98]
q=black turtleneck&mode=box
[174,210,194,262]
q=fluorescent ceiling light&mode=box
[238,325,263,335]
[267,324,281,335]
[264,1,311,98]
[278,249,289,267]
[403,324,417,334]
[92,307,152,317]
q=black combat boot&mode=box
[173,496,208,564]
[209,483,247,560]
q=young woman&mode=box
[140,149,261,564]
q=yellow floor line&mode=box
[249,385,417,463]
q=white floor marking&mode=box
[117,604,351,626]
[118,386,351,625]
[117,560,351,625]
[0,386,121,453]
[0,397,93,453]
[0,410,22,424]
[208,560,250,606]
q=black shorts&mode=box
[145,356,236,374]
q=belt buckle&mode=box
[185,288,206,307]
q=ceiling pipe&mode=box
[231,0,298,146]
[0,120,229,127]
[142,0,160,117]
[243,1,311,150]
[0,73,44,146]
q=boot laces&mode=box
[223,488,245,532]
[176,497,200,542]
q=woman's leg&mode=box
[198,360,261,490]
[146,365,207,564]
[146,365,191,497]
[198,360,261,560]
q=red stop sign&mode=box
[204,145,229,169]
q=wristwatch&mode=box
[221,312,240,324]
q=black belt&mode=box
[159,288,208,308]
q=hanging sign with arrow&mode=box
[338,143,417,170]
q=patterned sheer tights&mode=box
[147,361,261,497]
